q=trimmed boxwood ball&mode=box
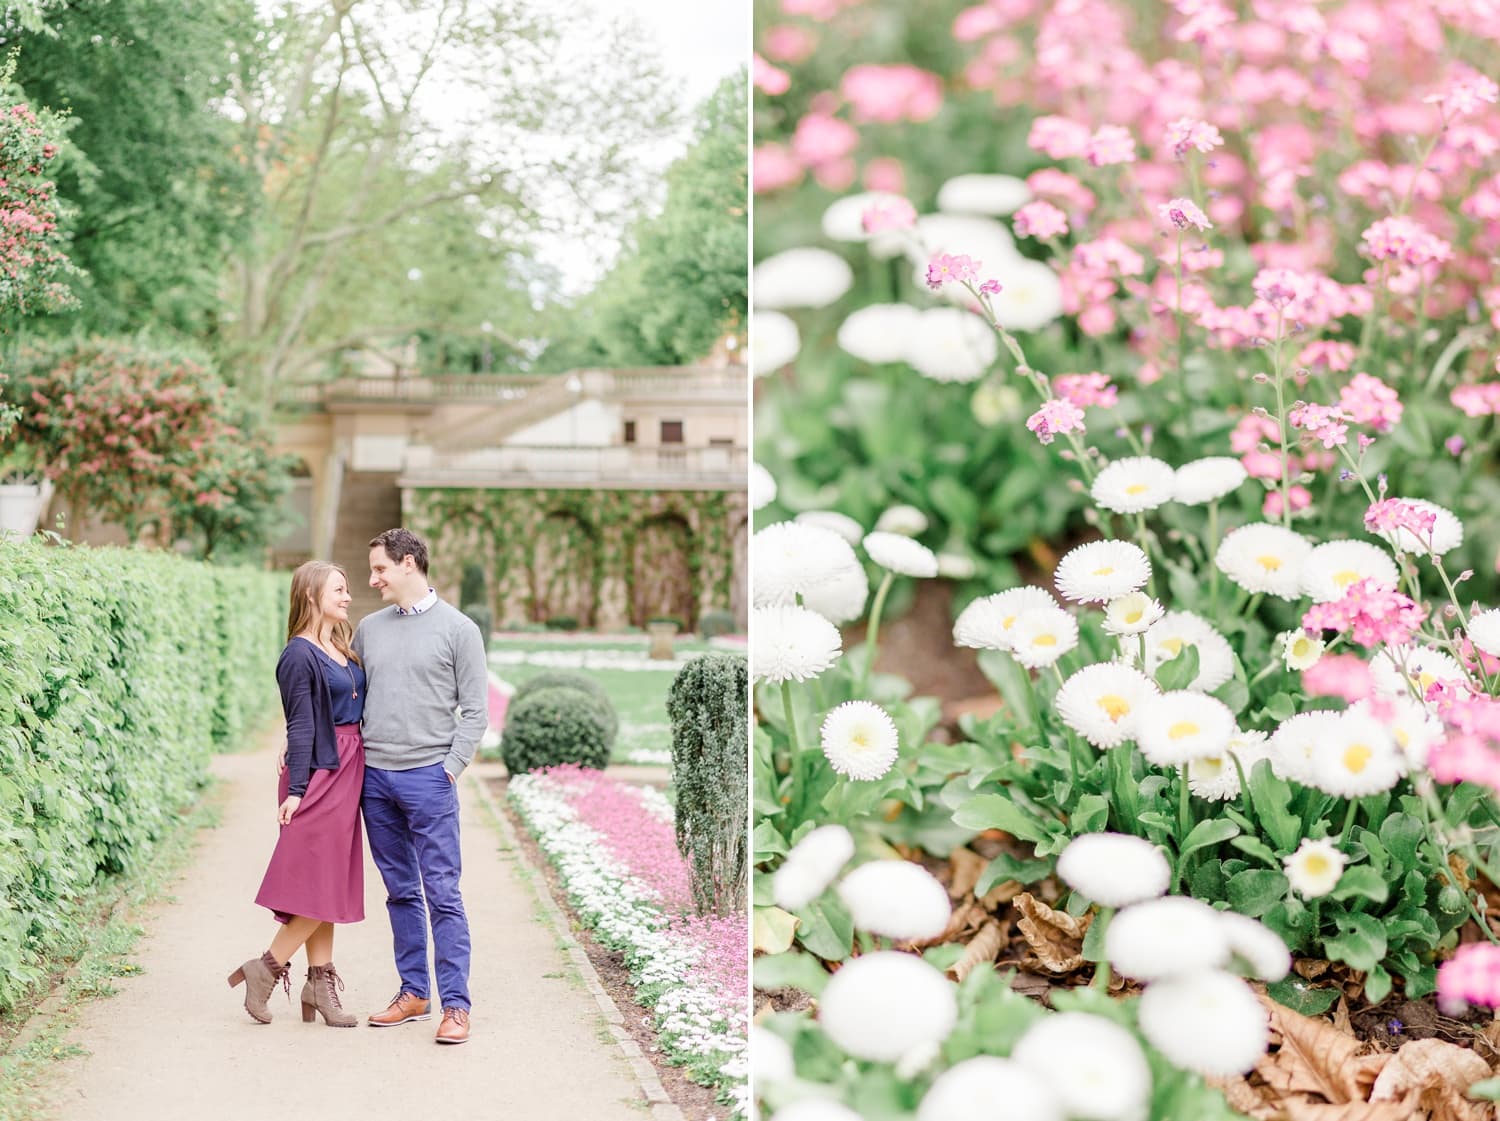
[513,671,618,744]
[500,686,612,773]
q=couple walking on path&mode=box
[228,527,489,1044]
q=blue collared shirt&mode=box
[396,588,438,616]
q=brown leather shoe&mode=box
[435,1007,470,1044]
[368,991,431,1027]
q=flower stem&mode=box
[1134,512,1157,598]
[1208,500,1221,618]
[863,571,895,695]
[780,680,800,754]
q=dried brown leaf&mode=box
[980,878,1025,909]
[1257,993,1387,1103]
[948,846,987,900]
[1280,1096,1418,1121]
[949,921,1003,983]
[1014,892,1090,974]
[1294,958,1331,980]
[1205,1075,1279,1120]
[1332,996,1353,1038]
[1370,1038,1491,1121]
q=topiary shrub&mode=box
[459,562,487,609]
[514,672,617,744]
[666,652,747,916]
[461,603,493,641]
[698,608,735,640]
[544,615,579,631]
[500,686,611,774]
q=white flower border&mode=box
[509,772,747,1119]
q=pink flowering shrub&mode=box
[0,90,77,320]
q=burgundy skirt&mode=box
[255,724,365,924]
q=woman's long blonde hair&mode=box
[287,561,361,666]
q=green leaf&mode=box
[1081,907,1110,962]
[1214,675,1250,715]
[977,650,1036,730]
[1380,813,1423,871]
[752,951,829,996]
[1324,911,1387,972]
[1245,760,1300,852]
[1467,1077,1500,1102]
[977,852,1053,895]
[1267,977,1340,1016]
[1070,793,1110,834]
[1229,834,1282,867]
[1330,865,1390,905]
[1227,869,1290,917]
[952,793,1052,844]
[1364,963,1393,1004]
[794,898,854,962]
[752,905,798,955]
[1155,643,1201,691]
[753,820,788,861]
[1179,817,1241,859]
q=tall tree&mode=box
[559,69,748,369]
[12,0,261,340]
[222,0,678,403]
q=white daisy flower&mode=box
[838,303,921,364]
[1143,611,1235,692]
[1299,540,1400,603]
[1353,696,1441,770]
[1283,837,1347,898]
[1010,1013,1152,1121]
[1056,832,1171,908]
[752,605,843,684]
[1268,710,1343,785]
[1215,522,1313,600]
[754,247,853,309]
[1091,456,1177,514]
[1054,663,1159,748]
[752,310,800,378]
[822,190,911,242]
[987,258,1065,332]
[836,861,952,941]
[816,952,958,1063]
[1188,729,1269,801]
[1373,498,1464,558]
[1218,911,1291,982]
[1105,896,1231,981]
[1308,709,1403,797]
[751,1024,796,1085]
[800,561,870,626]
[953,587,1059,651]
[1280,630,1325,671]
[874,504,930,536]
[1468,609,1500,660]
[1103,591,1166,636]
[751,461,778,512]
[1174,457,1249,506]
[904,307,999,383]
[795,510,865,545]
[937,551,978,580]
[907,213,1020,271]
[1370,645,1465,703]
[1053,539,1151,604]
[916,1056,1063,1121]
[754,522,862,608]
[821,701,901,780]
[771,1101,866,1121]
[772,824,855,910]
[1008,606,1079,669]
[936,173,1033,216]
[1135,691,1236,766]
[1137,970,1270,1077]
[864,531,939,577]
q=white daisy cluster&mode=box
[1266,702,1421,795]
[952,585,1078,669]
[507,774,746,1111]
[490,648,707,671]
[773,825,951,941]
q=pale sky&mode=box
[590,0,747,113]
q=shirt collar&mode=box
[396,587,438,616]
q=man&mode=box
[353,527,488,1044]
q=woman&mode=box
[228,560,366,1027]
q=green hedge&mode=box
[500,686,612,774]
[667,653,747,916]
[0,539,285,1012]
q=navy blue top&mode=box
[309,643,366,726]
[275,638,366,798]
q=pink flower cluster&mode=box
[926,252,979,289]
[1164,117,1223,158]
[861,196,916,233]
[1364,499,1438,540]
[1300,579,1426,648]
[1300,653,1375,704]
[1013,200,1069,239]
[1158,197,1212,231]
[1437,942,1500,1015]
[1026,397,1086,445]
[1287,402,1350,449]
[1451,383,1500,417]
[1053,371,1117,408]
[1338,373,1402,432]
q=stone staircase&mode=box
[330,470,403,624]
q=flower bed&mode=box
[508,766,747,1118]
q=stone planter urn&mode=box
[0,478,51,539]
[647,619,680,660]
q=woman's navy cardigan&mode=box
[276,638,342,797]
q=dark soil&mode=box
[488,777,725,1121]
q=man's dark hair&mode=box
[369,527,430,575]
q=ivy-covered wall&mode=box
[406,487,747,631]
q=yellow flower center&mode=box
[1033,633,1058,647]
[1418,672,1436,692]
[1097,694,1131,721]
[1124,609,1143,624]
[1257,554,1283,571]
[1126,483,1149,496]
[1160,637,1184,656]
[1291,637,1313,658]
[1343,744,1372,774]
[1333,569,1361,587]
[1303,853,1330,877]
[1003,615,1018,629]
[1197,756,1225,778]
[1395,728,1411,748]
[1168,721,1200,740]
[1093,566,1115,576]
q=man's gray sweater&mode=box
[353,600,489,778]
